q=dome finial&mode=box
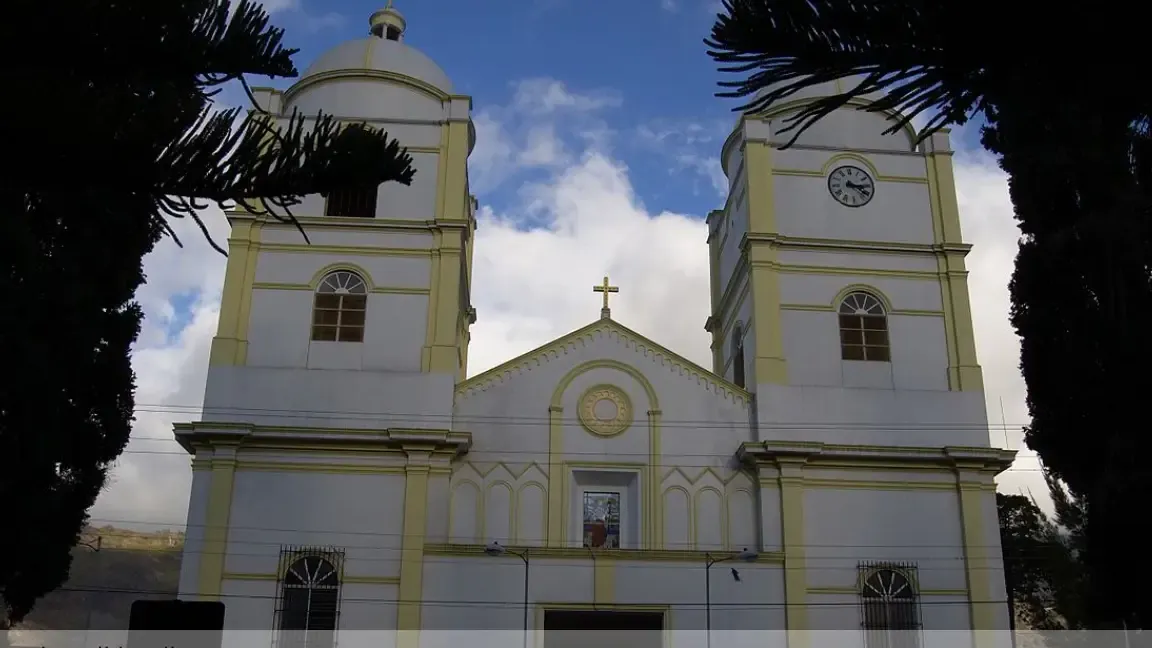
[369,2,406,41]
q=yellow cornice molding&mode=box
[423,542,785,563]
[455,318,751,407]
[173,422,472,457]
[283,68,458,104]
[739,441,1017,474]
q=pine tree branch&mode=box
[704,0,989,147]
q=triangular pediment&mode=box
[455,317,750,407]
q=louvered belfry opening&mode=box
[859,562,922,648]
[325,187,377,218]
[275,546,344,648]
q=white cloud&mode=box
[636,118,732,198]
[661,0,680,12]
[511,78,623,116]
[91,79,1049,531]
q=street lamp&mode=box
[705,548,758,648]
[485,542,530,648]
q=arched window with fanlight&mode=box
[311,271,368,343]
[838,291,891,362]
[277,554,341,648]
[860,564,921,648]
[731,321,746,388]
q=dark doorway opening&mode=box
[544,610,663,648]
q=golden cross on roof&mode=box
[593,276,619,319]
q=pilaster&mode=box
[397,448,432,646]
[196,445,239,599]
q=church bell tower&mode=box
[706,79,989,448]
[201,3,477,428]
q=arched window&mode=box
[279,555,340,648]
[311,271,368,343]
[861,566,920,648]
[325,185,377,218]
[838,292,891,362]
[731,321,746,389]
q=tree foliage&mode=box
[1,0,415,624]
[997,492,1084,630]
[707,0,1152,628]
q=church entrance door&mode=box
[543,610,663,648]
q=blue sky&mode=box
[250,0,992,219]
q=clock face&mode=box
[828,165,875,207]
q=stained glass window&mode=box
[582,491,621,549]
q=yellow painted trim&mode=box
[552,360,659,411]
[774,168,928,184]
[307,262,377,290]
[959,484,998,630]
[487,480,516,541]
[234,461,407,475]
[257,242,431,257]
[397,462,430,633]
[803,478,958,491]
[282,69,452,104]
[830,283,894,313]
[819,152,881,180]
[546,406,564,547]
[447,480,482,543]
[516,481,549,543]
[592,552,615,603]
[778,463,809,644]
[649,410,663,549]
[659,485,692,549]
[782,303,944,317]
[808,585,968,597]
[197,454,238,599]
[209,220,263,367]
[423,543,785,563]
[251,282,430,295]
[222,572,401,585]
[458,320,749,406]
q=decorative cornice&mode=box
[173,422,472,458]
[455,318,751,407]
[738,441,1017,474]
[423,543,784,563]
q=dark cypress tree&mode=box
[1,0,415,624]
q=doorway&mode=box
[543,610,664,648]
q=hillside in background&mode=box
[13,527,184,630]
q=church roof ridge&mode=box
[455,317,751,406]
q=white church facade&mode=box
[174,4,1016,646]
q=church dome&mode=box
[298,2,453,93]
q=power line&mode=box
[47,584,1013,609]
[127,401,1037,430]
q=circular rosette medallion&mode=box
[577,385,633,437]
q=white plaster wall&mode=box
[220,579,275,630]
[767,109,917,153]
[177,468,211,597]
[617,561,787,631]
[448,462,550,545]
[772,175,934,244]
[254,251,431,288]
[421,557,594,630]
[754,383,989,447]
[802,487,969,591]
[452,324,753,549]
[338,583,400,630]
[224,469,407,579]
[286,80,446,123]
[660,469,758,552]
[421,557,785,632]
[260,228,434,250]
